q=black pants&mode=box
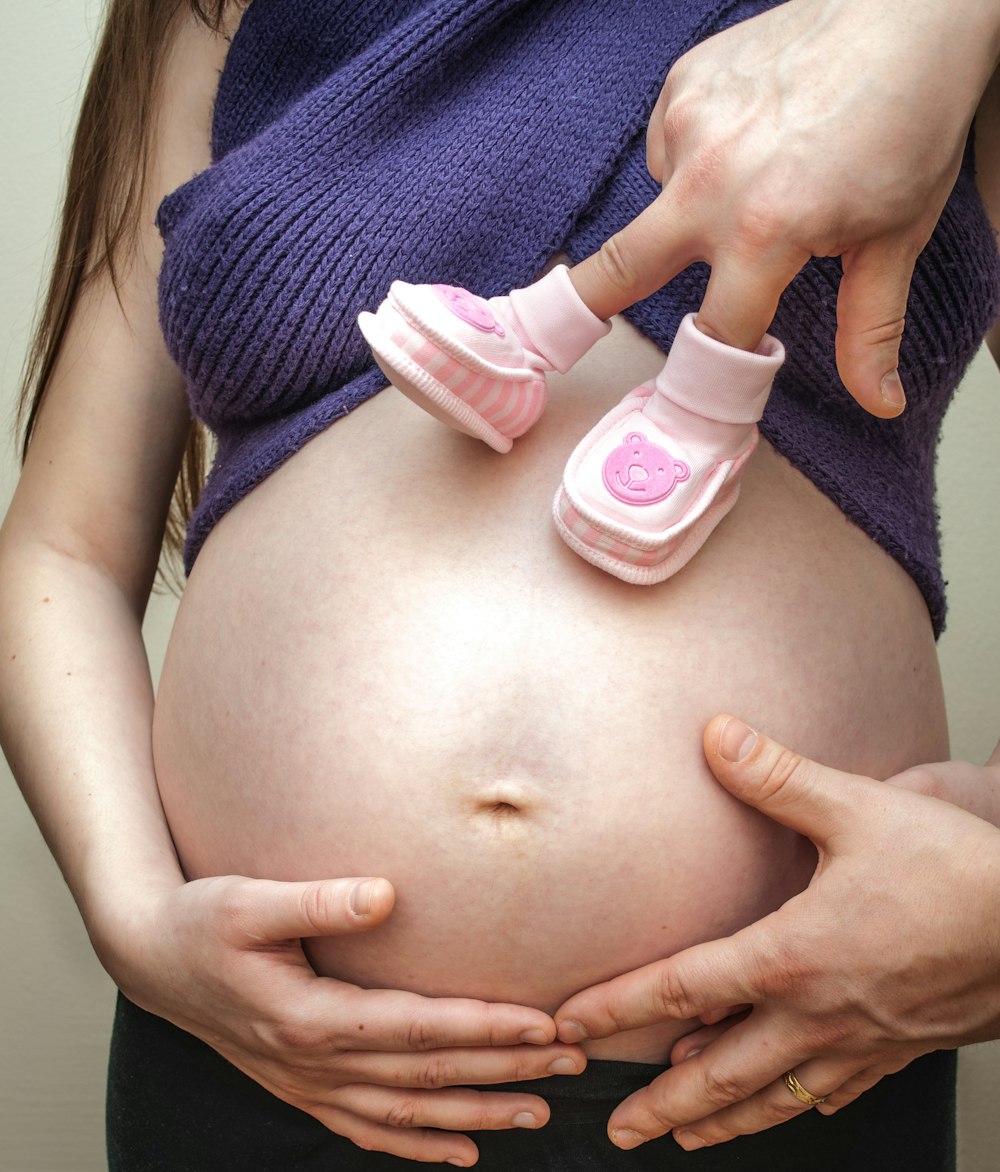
[107,994,956,1170]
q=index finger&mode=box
[569,190,700,321]
[554,935,762,1044]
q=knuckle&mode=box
[732,201,788,257]
[890,765,942,799]
[758,747,812,807]
[652,966,699,1022]
[594,234,639,297]
[811,1013,856,1051]
[269,1009,317,1055]
[414,1054,455,1090]
[766,746,804,790]
[404,1011,438,1052]
[465,1093,500,1132]
[751,934,818,1000]
[660,93,695,147]
[509,1057,541,1084]
[859,316,906,348]
[701,1065,749,1107]
[480,1002,510,1047]
[670,146,725,211]
[769,1093,807,1123]
[349,1129,384,1152]
[252,1066,310,1104]
[297,881,337,936]
[384,1095,420,1130]
[472,1109,497,1133]
[838,309,906,352]
[209,881,252,936]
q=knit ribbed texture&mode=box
[158,0,1000,635]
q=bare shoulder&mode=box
[151,3,245,210]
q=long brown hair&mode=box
[17,0,239,584]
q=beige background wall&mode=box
[2,3,999,1169]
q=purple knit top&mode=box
[157,0,1000,635]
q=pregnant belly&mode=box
[152,317,948,1061]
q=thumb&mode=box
[835,238,919,419]
[242,877,396,942]
[703,715,862,847]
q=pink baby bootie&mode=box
[553,314,785,584]
[358,264,609,453]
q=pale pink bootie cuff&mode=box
[508,264,611,373]
[656,314,785,424]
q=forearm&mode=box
[0,540,184,967]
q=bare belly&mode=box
[152,315,948,1062]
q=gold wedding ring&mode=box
[782,1069,828,1108]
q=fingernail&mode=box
[548,1056,580,1075]
[678,1046,702,1062]
[880,370,906,412]
[719,718,757,762]
[446,1160,468,1168]
[674,1130,707,1150]
[611,1128,647,1150]
[349,880,375,916]
[558,1020,588,1043]
[512,1112,539,1129]
[520,1028,550,1045]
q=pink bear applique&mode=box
[433,285,506,337]
[601,432,690,505]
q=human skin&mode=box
[0,13,584,1168]
[553,0,1000,1152]
[151,0,1000,1152]
[554,718,1000,1152]
[572,0,1000,414]
[151,301,947,1153]
[1,2,999,1169]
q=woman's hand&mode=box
[106,874,585,1166]
[553,715,1000,1153]
[574,0,1000,414]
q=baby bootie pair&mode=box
[358,265,784,584]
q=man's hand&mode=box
[554,714,1000,1152]
[573,0,1000,415]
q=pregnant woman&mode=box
[3,0,1000,1169]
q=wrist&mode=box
[903,0,1000,81]
[79,864,186,984]
[834,0,1000,97]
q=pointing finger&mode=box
[570,192,697,321]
